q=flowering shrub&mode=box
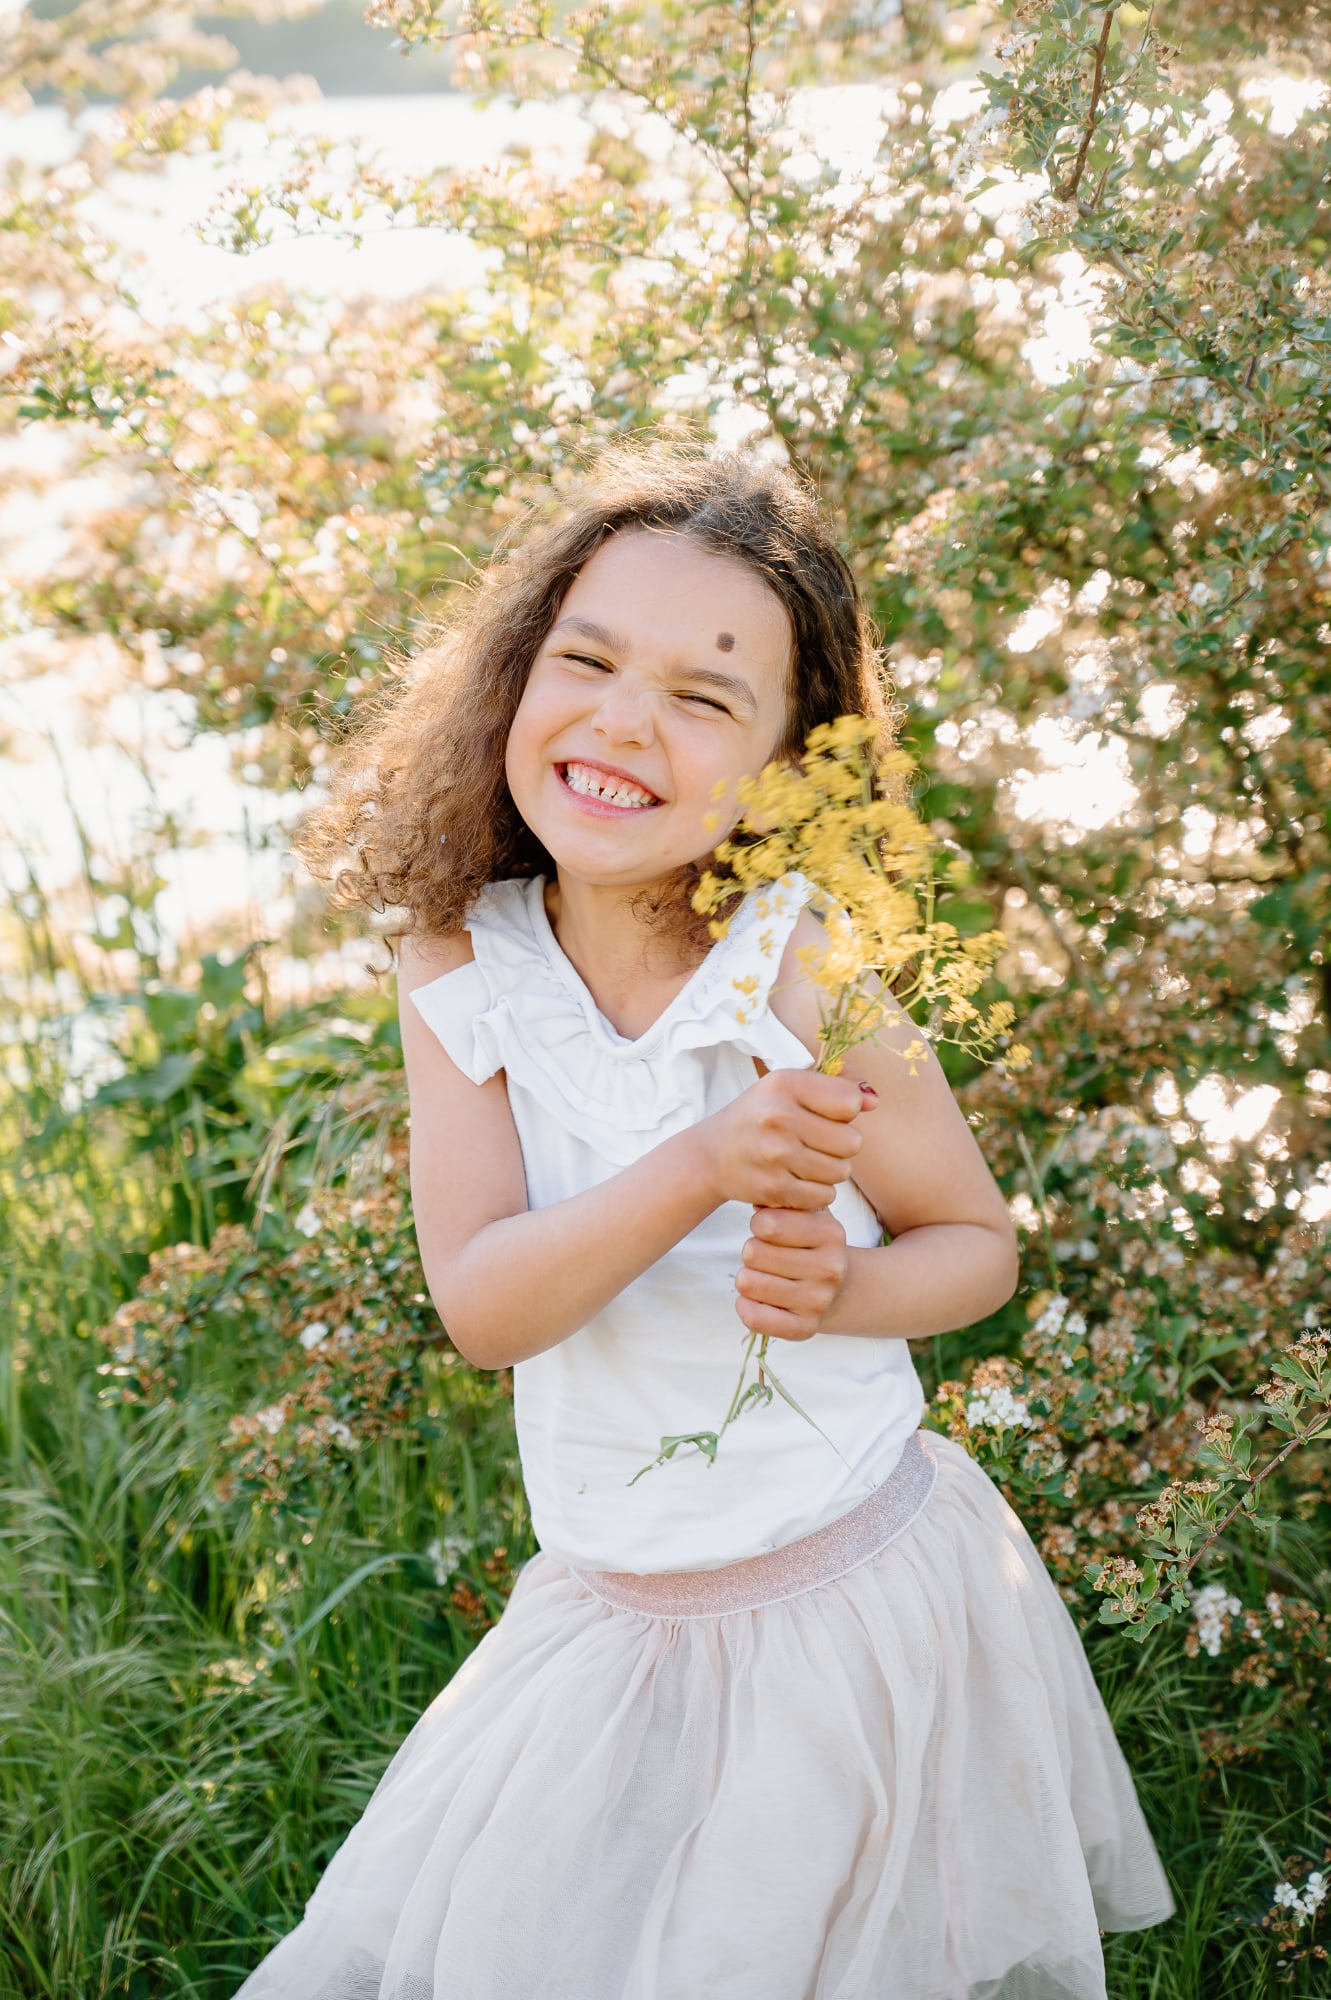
[216,1179,436,1518]
[1248,1844,1330,1982]
[1087,1328,1330,1640]
[93,1121,468,1521]
[95,1226,263,1406]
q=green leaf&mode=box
[90,1052,200,1108]
[628,1430,720,1486]
[200,951,252,1011]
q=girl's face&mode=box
[505,528,793,894]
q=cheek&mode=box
[503,694,549,813]
[687,711,789,799]
[506,673,557,760]
[503,707,530,787]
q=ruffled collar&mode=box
[519,875,795,1060]
[461,872,818,1163]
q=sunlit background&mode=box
[6,17,1324,1182]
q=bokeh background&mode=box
[2,2,1329,1993]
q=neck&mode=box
[543,870,705,1038]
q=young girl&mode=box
[234,440,1175,2000]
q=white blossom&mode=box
[299,1320,330,1351]
[426,1532,475,1587]
[1189,1579,1241,1656]
[1033,1294,1069,1339]
[253,1402,287,1436]
[966,1384,1034,1432]
[1272,1871,1326,1924]
[294,1204,320,1237]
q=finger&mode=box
[784,1146,853,1189]
[787,1108,863,1162]
[749,1206,840,1248]
[735,1294,818,1342]
[741,1241,831,1281]
[790,1071,873,1123]
[773,1174,838,1208]
[736,1267,829,1312]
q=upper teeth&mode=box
[563,763,658,809]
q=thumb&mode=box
[856,1080,879,1112]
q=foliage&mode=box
[1089,1326,1330,1640]
[3,0,1331,1991]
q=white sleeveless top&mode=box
[409,871,926,1574]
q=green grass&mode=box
[1,1290,529,1998]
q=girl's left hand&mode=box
[735,1206,849,1342]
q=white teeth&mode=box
[562,763,657,809]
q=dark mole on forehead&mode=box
[715,631,735,652]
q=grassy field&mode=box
[1,961,1326,1999]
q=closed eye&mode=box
[562,655,730,714]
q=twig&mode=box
[1101,245,1331,503]
[1178,1409,1331,1584]
[1056,5,1116,205]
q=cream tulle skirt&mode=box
[231,1430,1174,2000]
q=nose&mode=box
[590,676,655,750]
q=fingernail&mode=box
[859,1082,878,1100]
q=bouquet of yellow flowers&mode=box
[630,713,1030,1485]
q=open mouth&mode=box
[556,761,664,812]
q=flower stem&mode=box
[1177,1408,1331,1582]
[722,1329,762,1427]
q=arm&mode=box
[735,911,1020,1344]
[398,931,871,1370]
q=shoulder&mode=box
[396,927,475,1002]
[395,877,541,1002]
[764,906,829,1060]
[766,904,927,1070]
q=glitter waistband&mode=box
[569,1427,939,1619]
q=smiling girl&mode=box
[233,440,1173,1999]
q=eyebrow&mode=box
[549,616,632,653]
[548,616,760,716]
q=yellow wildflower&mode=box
[635,713,1033,1487]
[691,712,1027,1081]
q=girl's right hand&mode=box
[701,1069,877,1211]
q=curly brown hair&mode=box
[293,432,900,956]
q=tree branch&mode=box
[1055,5,1116,204]
[1178,1408,1331,1585]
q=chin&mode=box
[536,837,688,895]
